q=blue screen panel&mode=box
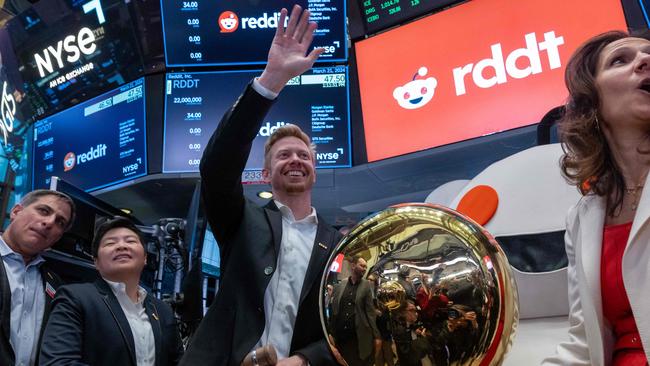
[160,0,347,66]
[32,78,147,192]
[162,66,351,173]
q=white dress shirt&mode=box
[0,236,46,366]
[105,279,156,366]
[254,200,318,359]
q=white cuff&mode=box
[252,78,279,100]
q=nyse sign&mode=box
[32,0,106,82]
[0,81,16,146]
[34,27,97,78]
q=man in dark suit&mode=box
[39,216,183,366]
[0,189,75,366]
[330,256,380,366]
[397,267,416,301]
[180,5,341,366]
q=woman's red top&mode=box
[601,222,647,365]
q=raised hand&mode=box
[258,5,325,94]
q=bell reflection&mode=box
[321,204,518,366]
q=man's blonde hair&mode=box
[263,124,317,169]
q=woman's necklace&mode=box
[625,170,649,211]
[625,184,644,211]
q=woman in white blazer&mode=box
[543,31,650,365]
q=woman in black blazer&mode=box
[39,217,183,366]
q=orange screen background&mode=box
[356,0,628,162]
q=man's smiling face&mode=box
[263,136,316,197]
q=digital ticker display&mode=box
[33,78,147,191]
[160,0,347,66]
[359,0,464,34]
[163,67,351,174]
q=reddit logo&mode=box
[392,67,438,110]
[218,11,239,33]
[63,152,76,172]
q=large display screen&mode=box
[356,0,628,162]
[359,0,464,35]
[0,26,31,173]
[5,0,147,122]
[160,0,347,66]
[163,66,351,173]
[33,78,147,191]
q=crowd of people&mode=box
[327,259,484,366]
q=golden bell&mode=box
[321,203,518,366]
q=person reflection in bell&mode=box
[374,301,395,366]
[330,256,381,366]
[424,282,453,366]
[365,272,394,366]
[437,305,480,364]
[416,275,450,325]
[392,300,433,366]
[397,266,416,301]
[325,284,334,318]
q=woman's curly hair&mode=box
[560,30,650,215]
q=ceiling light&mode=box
[258,191,273,199]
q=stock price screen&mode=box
[160,0,347,66]
[360,0,464,34]
[33,78,147,191]
[163,66,351,173]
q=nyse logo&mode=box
[34,28,96,78]
[0,82,16,146]
[63,144,107,172]
[33,0,105,78]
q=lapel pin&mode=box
[45,282,56,299]
[318,242,328,250]
[152,313,159,320]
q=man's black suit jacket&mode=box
[180,84,341,366]
[39,279,183,366]
[0,259,62,366]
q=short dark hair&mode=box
[398,266,410,278]
[91,216,145,258]
[20,189,76,230]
